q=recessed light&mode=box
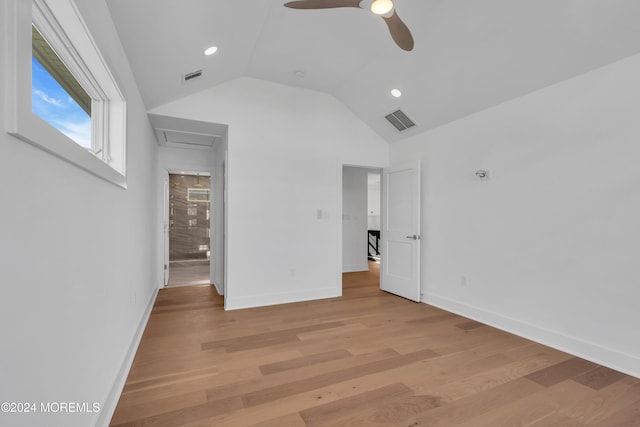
[391,89,402,98]
[204,46,218,56]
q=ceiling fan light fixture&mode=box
[204,46,218,56]
[371,0,393,15]
[282,0,412,51]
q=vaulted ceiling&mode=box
[106,0,640,142]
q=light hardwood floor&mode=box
[111,263,640,426]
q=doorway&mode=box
[167,172,211,287]
[342,166,382,289]
[367,171,381,265]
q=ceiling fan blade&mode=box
[284,0,361,9]
[382,10,414,51]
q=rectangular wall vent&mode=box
[156,128,217,149]
[385,109,416,132]
[183,69,203,83]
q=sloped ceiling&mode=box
[106,0,640,142]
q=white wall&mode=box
[342,167,369,273]
[391,54,640,377]
[151,77,389,309]
[0,1,159,426]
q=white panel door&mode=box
[163,175,170,287]
[381,161,421,301]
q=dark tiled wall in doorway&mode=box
[169,174,211,260]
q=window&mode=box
[32,25,92,149]
[188,188,211,203]
[4,0,127,187]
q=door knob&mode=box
[406,235,419,240]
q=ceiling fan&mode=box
[283,0,414,51]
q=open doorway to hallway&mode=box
[367,171,381,266]
[342,166,382,289]
[167,172,211,287]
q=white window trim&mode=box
[3,0,127,188]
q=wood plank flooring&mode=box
[110,263,640,426]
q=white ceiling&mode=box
[106,0,640,143]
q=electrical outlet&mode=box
[289,268,296,277]
[461,275,468,287]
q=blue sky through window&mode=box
[32,56,92,149]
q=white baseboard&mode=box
[96,288,158,427]
[342,264,369,273]
[211,281,223,295]
[225,287,340,311]
[423,293,640,379]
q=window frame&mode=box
[4,0,128,188]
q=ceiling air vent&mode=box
[385,109,416,132]
[183,69,203,83]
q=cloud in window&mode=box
[54,118,92,149]
[33,89,63,107]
